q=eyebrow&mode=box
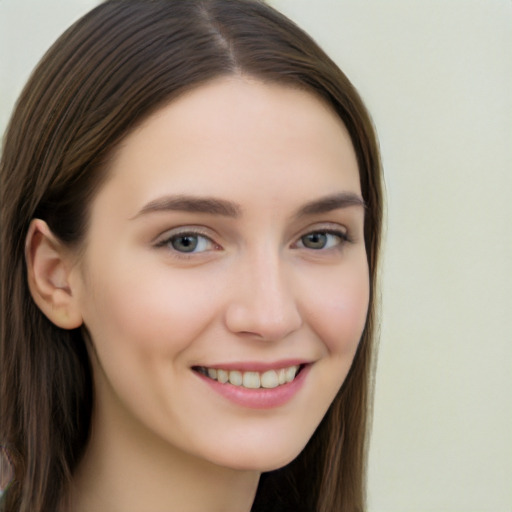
[133,195,242,219]
[132,191,365,220]
[294,192,366,217]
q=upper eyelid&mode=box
[154,230,220,259]
[292,223,354,249]
[293,229,349,246]
[152,222,351,246]
[153,226,216,244]
[294,222,349,238]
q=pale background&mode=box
[1,1,511,511]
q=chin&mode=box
[205,435,310,473]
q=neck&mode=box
[67,376,260,512]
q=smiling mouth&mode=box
[193,364,305,389]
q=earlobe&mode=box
[25,219,83,329]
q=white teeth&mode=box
[242,371,261,389]
[217,369,229,384]
[228,370,243,386]
[199,365,301,389]
[285,366,298,383]
[260,370,279,389]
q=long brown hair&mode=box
[0,1,383,511]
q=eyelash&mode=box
[154,228,218,258]
[294,229,351,251]
[154,227,351,259]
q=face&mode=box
[70,77,369,472]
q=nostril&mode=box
[223,279,303,340]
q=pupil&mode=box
[303,233,326,249]
[172,235,198,252]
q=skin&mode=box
[28,77,369,512]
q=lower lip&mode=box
[195,365,310,409]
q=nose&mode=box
[224,250,303,341]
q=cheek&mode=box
[304,259,370,356]
[80,257,222,358]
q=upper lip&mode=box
[193,359,311,372]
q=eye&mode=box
[296,230,348,250]
[156,231,217,254]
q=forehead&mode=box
[93,77,361,218]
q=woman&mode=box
[0,1,383,511]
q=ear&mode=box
[25,219,83,329]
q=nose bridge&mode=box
[225,243,302,340]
